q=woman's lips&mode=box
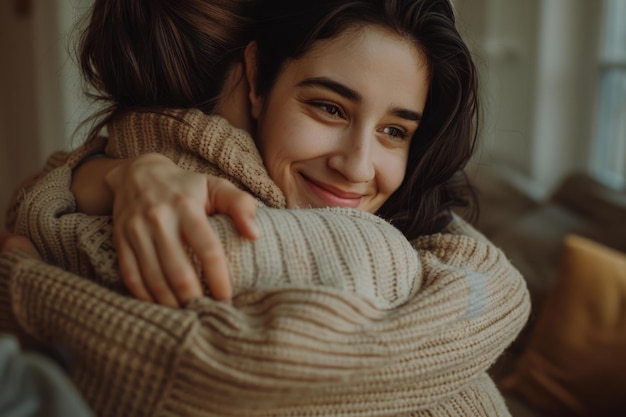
[303,176,362,208]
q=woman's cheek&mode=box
[383,152,409,194]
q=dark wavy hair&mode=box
[252,0,480,238]
[77,0,258,142]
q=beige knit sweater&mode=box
[1,109,530,417]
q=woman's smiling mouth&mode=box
[301,175,363,208]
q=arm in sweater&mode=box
[3,200,529,415]
[4,137,109,233]
[1,234,526,416]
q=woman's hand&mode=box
[104,153,259,307]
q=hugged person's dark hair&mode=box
[249,0,480,238]
[78,0,258,140]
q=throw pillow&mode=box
[499,234,626,416]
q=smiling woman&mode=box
[247,0,480,241]
[247,25,430,212]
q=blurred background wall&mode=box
[455,0,619,200]
[1,0,624,230]
[0,0,93,221]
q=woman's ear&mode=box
[244,42,263,120]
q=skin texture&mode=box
[103,153,259,306]
[248,26,429,213]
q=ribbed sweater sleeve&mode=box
[0,231,524,416]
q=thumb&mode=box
[206,178,259,240]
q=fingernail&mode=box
[247,218,260,239]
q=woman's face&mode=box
[248,25,430,212]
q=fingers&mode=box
[178,203,232,301]
[149,203,206,303]
[114,228,156,304]
[108,155,206,307]
[192,177,259,300]
[207,178,259,240]
[125,225,180,308]
[106,155,253,306]
[115,204,207,308]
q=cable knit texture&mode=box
[1,109,530,417]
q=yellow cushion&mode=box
[500,234,626,416]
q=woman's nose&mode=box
[327,131,375,183]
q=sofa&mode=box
[466,167,626,417]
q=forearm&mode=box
[1,240,523,416]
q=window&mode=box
[592,0,626,189]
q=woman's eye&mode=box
[313,102,343,118]
[382,126,409,140]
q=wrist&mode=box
[105,153,176,194]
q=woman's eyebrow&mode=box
[296,77,361,102]
[392,107,422,121]
[297,76,422,122]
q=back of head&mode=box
[79,0,258,131]
[251,0,479,238]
